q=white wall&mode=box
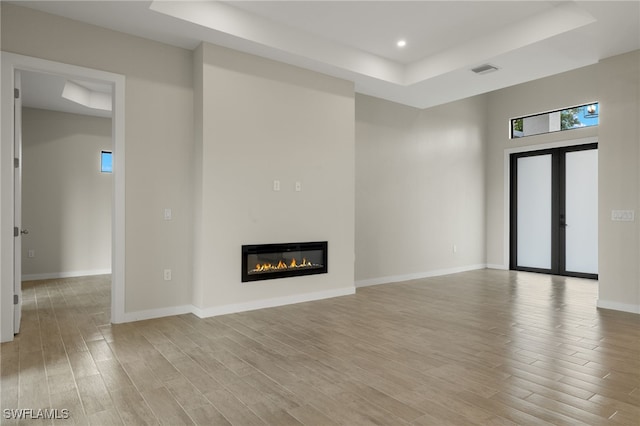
[192,43,355,315]
[597,51,640,312]
[21,108,112,279]
[486,50,640,313]
[2,4,194,314]
[355,94,487,285]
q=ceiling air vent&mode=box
[471,64,499,75]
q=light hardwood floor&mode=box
[1,270,639,425]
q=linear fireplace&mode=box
[242,241,328,282]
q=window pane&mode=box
[517,154,552,269]
[565,149,598,274]
[511,103,598,139]
[101,151,113,173]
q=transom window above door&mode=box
[511,103,599,139]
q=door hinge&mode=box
[14,88,20,99]
[14,294,19,305]
[14,227,19,237]
[14,158,20,168]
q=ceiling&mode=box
[13,1,640,111]
[21,70,113,118]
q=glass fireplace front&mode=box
[242,241,328,282]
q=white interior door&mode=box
[13,70,23,334]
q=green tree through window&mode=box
[561,108,581,130]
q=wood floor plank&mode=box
[183,403,231,426]
[87,407,124,426]
[163,376,212,410]
[139,386,194,425]
[110,386,159,425]
[121,360,164,392]
[75,373,114,415]
[287,404,340,426]
[203,387,266,426]
[397,383,498,423]
[457,389,557,426]
[248,401,303,426]
[96,358,135,391]
[525,392,613,424]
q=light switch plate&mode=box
[164,208,172,220]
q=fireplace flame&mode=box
[252,257,316,273]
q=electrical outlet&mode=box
[163,269,172,281]
[453,244,457,253]
[273,180,281,191]
[164,208,172,220]
[28,249,35,258]
[295,181,302,192]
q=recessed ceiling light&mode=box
[396,40,407,48]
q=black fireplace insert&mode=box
[242,241,328,282]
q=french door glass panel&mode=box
[565,149,598,274]
[516,155,552,269]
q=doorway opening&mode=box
[1,53,126,342]
[20,69,113,331]
[509,143,598,279]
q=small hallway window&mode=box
[101,150,113,173]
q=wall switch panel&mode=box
[295,181,302,192]
[164,208,172,220]
[273,180,281,191]
[163,269,172,281]
[611,210,635,221]
[28,249,35,258]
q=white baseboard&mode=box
[355,264,487,288]
[486,264,509,270]
[597,299,640,314]
[104,286,357,324]
[192,286,356,319]
[122,305,194,323]
[22,269,112,281]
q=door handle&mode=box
[20,229,29,235]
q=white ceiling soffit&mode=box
[62,80,113,112]
[21,70,113,118]
[146,1,625,109]
[13,1,640,110]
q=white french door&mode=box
[510,143,598,279]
